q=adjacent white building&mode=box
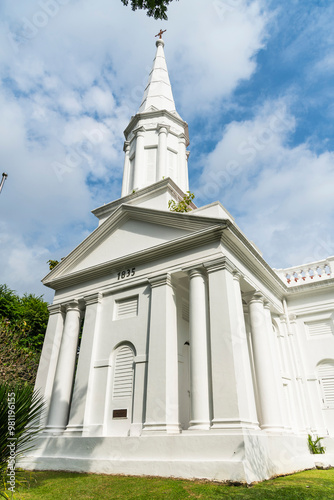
[27,38,334,483]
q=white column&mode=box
[66,293,102,435]
[45,300,82,434]
[188,268,210,429]
[34,304,65,427]
[205,260,258,430]
[143,274,180,433]
[157,125,168,180]
[178,133,188,192]
[121,141,130,197]
[289,314,317,432]
[248,292,284,432]
[232,271,259,426]
[263,302,284,428]
[280,314,307,432]
[133,127,145,190]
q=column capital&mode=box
[149,273,173,289]
[65,300,82,313]
[134,126,146,138]
[181,264,206,279]
[232,270,243,282]
[47,304,64,315]
[178,133,187,144]
[84,292,102,306]
[204,257,236,275]
[157,124,169,135]
[279,314,287,324]
[289,313,297,323]
[263,300,271,311]
[123,141,130,153]
[246,291,264,305]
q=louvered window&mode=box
[182,301,189,322]
[112,345,134,400]
[306,320,333,337]
[115,296,138,319]
[318,362,334,409]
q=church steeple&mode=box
[138,38,176,114]
[121,36,190,198]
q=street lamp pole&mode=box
[0,173,8,195]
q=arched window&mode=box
[317,360,334,409]
[112,344,135,401]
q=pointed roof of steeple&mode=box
[138,38,178,114]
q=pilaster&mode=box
[205,259,258,430]
[143,274,180,433]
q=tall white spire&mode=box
[121,36,190,198]
[138,38,176,113]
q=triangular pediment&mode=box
[43,205,225,287]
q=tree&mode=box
[168,191,195,213]
[0,320,40,386]
[0,285,49,352]
[121,0,178,20]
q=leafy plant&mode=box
[0,286,49,353]
[47,260,59,271]
[121,0,178,20]
[308,434,326,454]
[0,319,40,387]
[0,383,46,499]
[168,191,195,213]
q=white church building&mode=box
[27,37,334,482]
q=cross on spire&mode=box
[155,29,166,39]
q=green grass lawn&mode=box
[11,468,334,499]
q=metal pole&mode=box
[0,173,8,194]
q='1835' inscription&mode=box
[117,268,135,280]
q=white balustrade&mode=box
[274,257,333,286]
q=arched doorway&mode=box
[105,343,135,436]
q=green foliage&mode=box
[168,191,195,213]
[47,260,59,271]
[0,383,45,499]
[0,286,21,323]
[308,434,326,454]
[0,285,49,352]
[0,320,40,387]
[121,0,177,20]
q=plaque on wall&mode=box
[113,409,127,419]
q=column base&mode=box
[260,424,285,433]
[43,425,66,435]
[188,420,210,430]
[65,424,83,436]
[211,419,259,430]
[142,422,181,434]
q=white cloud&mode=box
[0,0,271,300]
[196,99,334,268]
[166,0,268,114]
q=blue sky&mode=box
[0,0,334,302]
